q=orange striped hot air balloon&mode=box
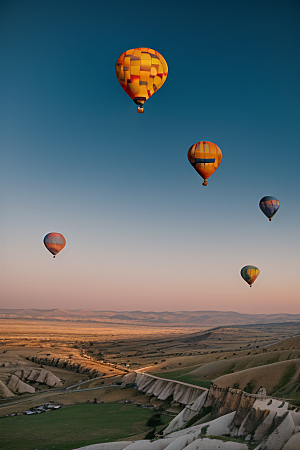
[44,233,66,258]
[187,141,223,186]
[115,48,168,113]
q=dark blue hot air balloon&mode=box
[259,196,280,221]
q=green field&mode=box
[0,403,171,450]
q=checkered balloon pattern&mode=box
[115,48,168,112]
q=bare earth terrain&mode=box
[1,310,300,450]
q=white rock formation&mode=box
[36,369,62,387]
[261,412,297,450]
[164,390,208,434]
[167,411,236,441]
[0,380,16,398]
[254,410,278,440]
[27,369,40,381]
[12,368,62,387]
[14,369,32,380]
[72,438,177,450]
[131,373,206,406]
[163,434,197,450]
[282,432,300,450]
[7,375,35,394]
[73,443,135,450]
[182,438,248,449]
[252,398,290,441]
[253,398,289,416]
[206,411,236,436]
[74,373,300,450]
[289,411,300,427]
[125,439,175,449]
[121,372,136,385]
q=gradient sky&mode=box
[1,0,299,314]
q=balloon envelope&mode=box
[259,196,280,221]
[187,141,223,186]
[44,232,66,258]
[115,48,168,113]
[241,265,260,287]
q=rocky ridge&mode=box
[26,356,104,378]
[14,367,63,387]
[75,373,300,450]
[127,372,207,405]
[0,365,63,397]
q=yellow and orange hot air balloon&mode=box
[241,265,260,287]
[187,141,223,186]
[115,48,168,113]
[44,232,66,258]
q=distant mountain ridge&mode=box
[0,309,299,327]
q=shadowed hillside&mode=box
[189,348,300,380]
[149,329,300,403]
[214,359,300,400]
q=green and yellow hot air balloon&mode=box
[241,265,260,287]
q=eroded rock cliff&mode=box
[27,356,103,378]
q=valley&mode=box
[0,310,300,449]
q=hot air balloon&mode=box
[259,196,280,221]
[44,232,66,258]
[115,48,168,113]
[187,141,223,186]
[241,265,260,287]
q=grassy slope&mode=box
[150,335,300,396]
[186,349,300,379]
[0,403,171,450]
[152,359,300,402]
[150,367,212,389]
[214,359,300,401]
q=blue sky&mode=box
[1,0,299,313]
